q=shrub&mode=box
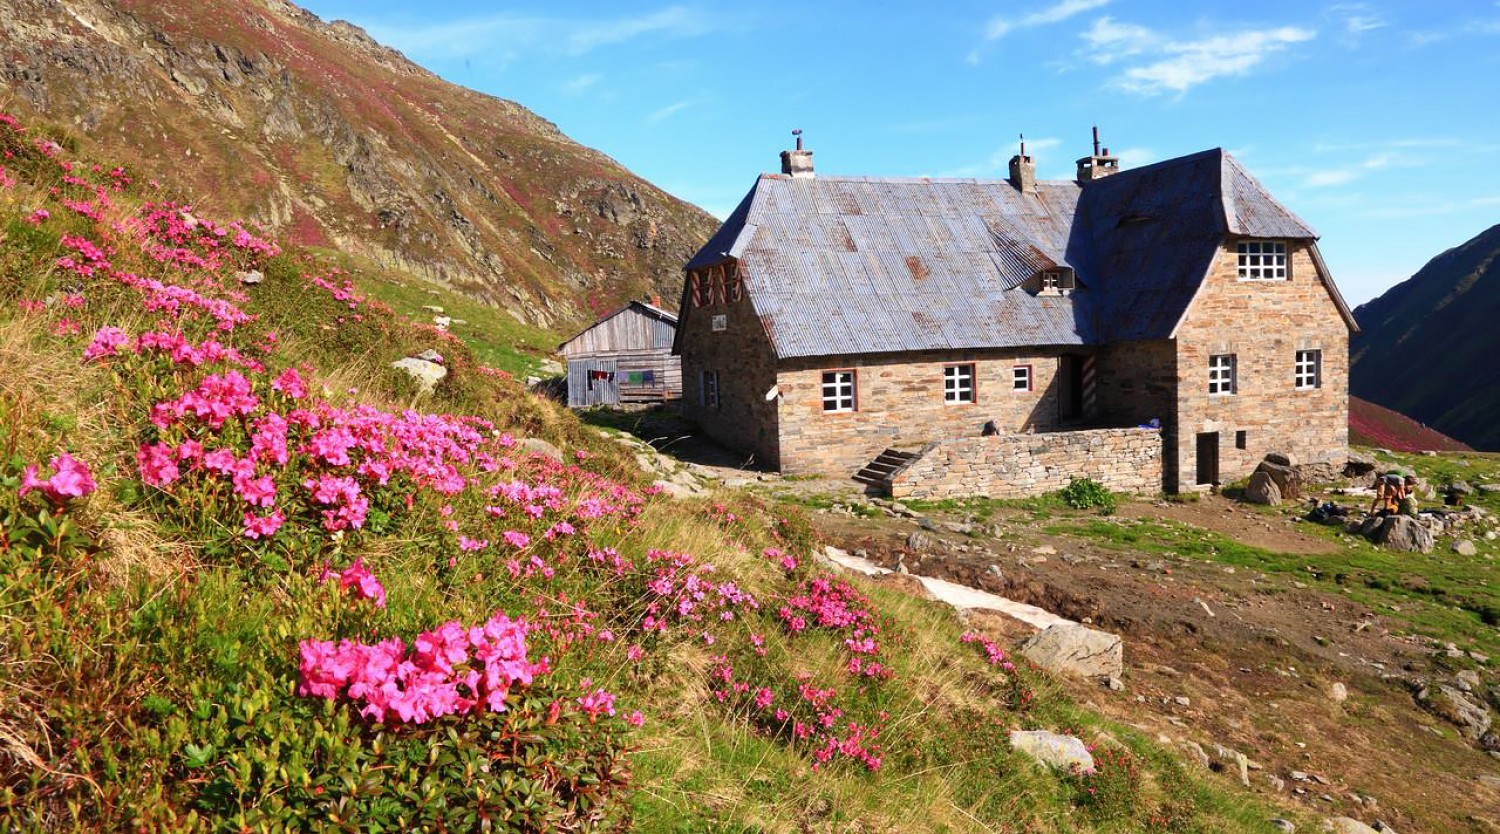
[1060,478,1117,514]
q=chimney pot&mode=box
[1077,126,1121,183]
[780,129,814,178]
[1008,133,1036,193]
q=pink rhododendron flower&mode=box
[627,710,644,727]
[502,530,530,549]
[458,535,488,552]
[336,557,387,608]
[243,509,285,539]
[19,453,96,503]
[136,442,180,487]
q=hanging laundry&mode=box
[641,370,656,383]
[626,371,645,384]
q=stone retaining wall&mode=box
[890,427,1162,500]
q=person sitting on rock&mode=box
[1369,474,1401,516]
[1398,475,1419,517]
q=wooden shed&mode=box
[559,301,681,408]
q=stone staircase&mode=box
[852,448,919,494]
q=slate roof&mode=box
[685,148,1352,359]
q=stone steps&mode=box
[852,448,919,492]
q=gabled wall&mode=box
[1171,240,1350,491]
[677,267,781,468]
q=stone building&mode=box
[674,135,1357,494]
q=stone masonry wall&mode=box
[775,348,1074,478]
[677,266,781,469]
[1172,240,1350,492]
[889,427,1163,500]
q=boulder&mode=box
[1256,459,1303,500]
[520,437,564,463]
[390,356,447,395]
[1369,515,1434,553]
[1264,451,1297,468]
[236,269,264,285]
[1454,540,1478,557]
[906,530,935,551]
[1419,685,1492,741]
[1245,471,1282,506]
[1345,451,1377,478]
[1322,819,1378,834]
[415,349,445,364]
[1008,730,1095,773]
[1448,480,1474,497]
[1020,623,1124,678]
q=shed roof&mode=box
[685,148,1352,359]
[557,300,678,354]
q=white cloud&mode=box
[1111,146,1158,168]
[1303,148,1422,188]
[983,0,1112,40]
[647,98,702,122]
[562,73,603,93]
[564,6,711,55]
[1115,27,1317,95]
[1081,16,1158,64]
[1409,17,1500,46]
[1328,3,1389,36]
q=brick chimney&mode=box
[1076,125,1120,183]
[780,129,814,178]
[1008,134,1036,193]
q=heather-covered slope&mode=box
[0,0,717,330]
[1351,223,1500,450]
[1349,395,1472,453]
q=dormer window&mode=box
[1237,241,1287,281]
[1032,268,1075,295]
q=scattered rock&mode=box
[1345,451,1377,478]
[1173,696,1192,707]
[1180,739,1211,768]
[236,269,263,285]
[433,315,452,330]
[1454,539,1478,557]
[1478,484,1500,495]
[650,479,697,499]
[1418,685,1492,741]
[421,305,445,314]
[520,437,565,463]
[1270,819,1296,833]
[390,355,447,395]
[1369,515,1434,553]
[1257,457,1303,500]
[1019,623,1124,679]
[1322,818,1379,834]
[1031,544,1056,555]
[1330,682,1349,703]
[1008,730,1095,773]
[906,530,934,551]
[1266,774,1287,792]
[415,349,445,364]
[1104,675,1125,691]
[1245,471,1283,506]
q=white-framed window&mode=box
[1237,240,1287,281]
[821,370,856,413]
[700,370,719,409]
[1209,354,1237,395]
[1012,365,1033,392]
[943,364,975,404]
[1295,349,1322,390]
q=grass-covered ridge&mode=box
[0,109,1296,832]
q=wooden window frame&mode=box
[1294,349,1322,390]
[1237,240,1288,281]
[701,370,720,410]
[689,272,706,307]
[943,363,976,404]
[1011,364,1033,393]
[821,369,857,413]
[728,262,744,303]
[1208,353,1237,395]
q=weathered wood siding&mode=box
[561,304,682,407]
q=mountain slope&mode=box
[0,0,717,329]
[1349,395,1472,452]
[1351,223,1500,450]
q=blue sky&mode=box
[297,0,1500,306]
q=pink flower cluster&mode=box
[319,557,388,608]
[960,632,1015,671]
[18,453,96,504]
[298,612,545,725]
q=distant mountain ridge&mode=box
[1351,223,1500,450]
[0,0,718,329]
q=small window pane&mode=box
[1295,349,1322,390]
[1237,241,1287,280]
[1012,365,1032,392]
[1209,354,1236,395]
[701,370,719,409]
[944,364,975,403]
[822,371,855,412]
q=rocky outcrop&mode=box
[1368,515,1434,553]
[1019,624,1124,679]
[0,0,717,330]
[1008,730,1095,773]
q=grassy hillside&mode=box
[0,108,1301,832]
[1351,223,1500,450]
